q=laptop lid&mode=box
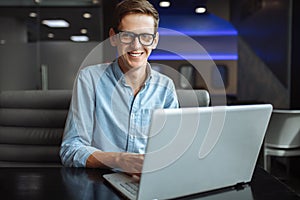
[137,104,272,200]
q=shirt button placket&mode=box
[128,112,135,152]
[128,93,141,152]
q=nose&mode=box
[131,36,142,49]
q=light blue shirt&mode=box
[60,60,179,167]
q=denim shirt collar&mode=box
[112,59,152,86]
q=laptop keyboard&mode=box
[103,173,140,200]
[120,181,139,196]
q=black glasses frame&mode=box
[114,29,156,46]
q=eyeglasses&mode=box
[115,30,156,46]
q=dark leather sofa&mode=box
[0,89,209,167]
[0,90,72,167]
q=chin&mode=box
[128,62,146,69]
[128,59,148,68]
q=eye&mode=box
[140,34,153,42]
[121,32,134,39]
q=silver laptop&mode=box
[103,104,273,200]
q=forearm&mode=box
[86,151,119,169]
[86,151,145,174]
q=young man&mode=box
[60,0,178,174]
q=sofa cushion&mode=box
[0,126,63,145]
[0,144,60,163]
[0,109,68,128]
[0,90,72,109]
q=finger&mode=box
[132,174,141,180]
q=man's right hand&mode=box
[116,152,144,175]
[86,151,144,175]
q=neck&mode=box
[118,60,148,96]
[125,68,147,96]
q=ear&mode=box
[152,32,159,49]
[109,28,118,47]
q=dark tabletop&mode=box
[0,166,299,200]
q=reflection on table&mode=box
[0,167,299,200]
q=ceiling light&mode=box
[83,13,92,19]
[195,6,207,14]
[70,35,89,42]
[80,29,88,34]
[159,1,171,8]
[48,33,54,38]
[42,20,69,28]
[29,12,37,18]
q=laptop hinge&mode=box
[234,182,248,191]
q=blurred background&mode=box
[0,0,299,194]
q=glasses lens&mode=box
[139,33,154,46]
[119,32,134,44]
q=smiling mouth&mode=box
[128,51,144,57]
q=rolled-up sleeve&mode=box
[60,70,99,167]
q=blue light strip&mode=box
[158,29,238,36]
[149,53,238,61]
[158,14,239,37]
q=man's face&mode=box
[110,14,159,73]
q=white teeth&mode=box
[129,52,143,57]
